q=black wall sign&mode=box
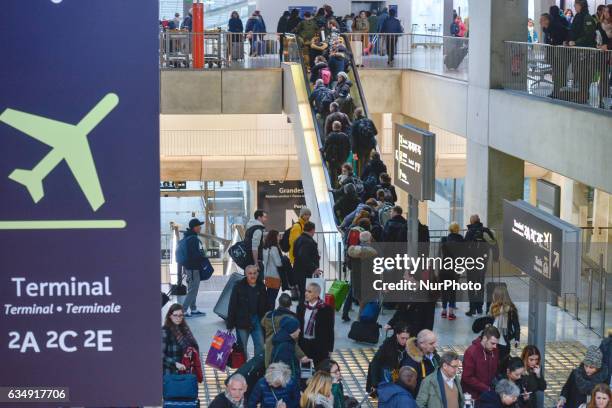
[160,181,186,190]
[503,200,581,295]
[257,181,306,231]
[393,123,436,200]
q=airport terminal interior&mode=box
[154,0,612,406]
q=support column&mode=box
[443,0,455,36]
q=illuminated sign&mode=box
[503,200,581,294]
[393,123,435,200]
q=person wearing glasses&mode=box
[416,351,464,408]
[162,303,200,374]
[317,359,347,408]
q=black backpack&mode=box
[279,223,299,253]
[243,224,265,263]
[318,90,335,114]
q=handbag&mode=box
[170,271,187,296]
[228,342,246,369]
[228,241,250,269]
[163,373,198,400]
[264,248,281,289]
[205,330,237,371]
[200,257,214,280]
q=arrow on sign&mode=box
[553,251,560,269]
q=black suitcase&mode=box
[348,320,381,344]
[226,352,265,400]
[213,272,243,320]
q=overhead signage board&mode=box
[0,1,160,406]
[503,200,581,295]
[257,181,306,231]
[393,123,436,200]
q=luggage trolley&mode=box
[203,29,226,68]
[162,29,191,68]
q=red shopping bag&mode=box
[228,343,246,369]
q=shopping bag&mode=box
[228,342,247,369]
[205,330,236,371]
[327,280,350,311]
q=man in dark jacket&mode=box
[210,374,248,408]
[541,8,569,98]
[277,11,290,61]
[325,102,352,138]
[567,0,597,103]
[383,206,408,242]
[286,8,301,33]
[377,366,418,408]
[465,214,496,316]
[179,218,208,317]
[461,326,500,401]
[181,10,193,31]
[380,8,403,64]
[323,121,351,183]
[292,221,321,304]
[297,281,334,366]
[227,265,268,359]
[351,107,378,176]
[376,173,398,204]
[309,79,335,117]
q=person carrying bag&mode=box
[263,230,284,310]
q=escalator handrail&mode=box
[341,35,371,120]
[287,34,341,229]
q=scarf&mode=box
[304,299,325,338]
[574,366,609,394]
[224,391,245,408]
[170,324,198,351]
[312,393,334,408]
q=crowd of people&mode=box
[536,1,612,108]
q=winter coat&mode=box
[288,217,306,264]
[287,16,301,33]
[381,16,403,34]
[270,326,301,379]
[261,308,306,367]
[297,301,335,356]
[491,374,527,408]
[476,391,504,408]
[377,12,389,33]
[310,84,335,115]
[249,376,300,408]
[347,243,378,303]
[325,111,351,136]
[310,62,329,84]
[228,17,244,33]
[179,229,207,270]
[210,392,244,408]
[401,337,441,392]
[296,18,319,42]
[416,369,464,408]
[246,16,266,33]
[543,15,569,45]
[378,382,418,408]
[262,246,283,279]
[334,191,361,221]
[521,370,547,408]
[244,219,265,263]
[227,278,268,330]
[560,365,609,408]
[277,15,289,34]
[328,53,349,80]
[369,336,409,389]
[323,131,351,164]
[293,233,320,281]
[368,15,379,33]
[351,117,378,153]
[600,335,612,374]
[376,182,398,203]
[569,9,597,47]
[490,305,521,345]
[461,337,499,400]
[361,158,388,181]
[439,233,466,280]
[334,79,353,99]
[383,215,408,243]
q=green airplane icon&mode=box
[0,93,118,212]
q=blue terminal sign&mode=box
[0,1,160,406]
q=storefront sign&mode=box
[393,123,436,200]
[503,200,581,295]
[257,181,306,231]
[0,1,160,406]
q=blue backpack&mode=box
[175,235,196,265]
[359,301,380,323]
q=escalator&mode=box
[282,35,377,280]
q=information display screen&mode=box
[393,123,435,200]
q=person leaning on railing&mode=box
[565,0,597,104]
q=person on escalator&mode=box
[309,79,335,125]
[351,108,378,176]
[328,45,350,85]
[324,102,351,139]
[333,182,361,222]
[333,72,355,120]
[322,121,351,187]
[310,56,330,85]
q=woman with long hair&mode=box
[489,285,520,362]
[520,346,547,408]
[492,357,528,408]
[263,230,283,310]
[317,359,345,408]
[300,371,334,408]
[585,384,612,408]
[162,303,200,374]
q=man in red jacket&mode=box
[460,326,500,400]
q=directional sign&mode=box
[393,123,436,200]
[503,200,581,295]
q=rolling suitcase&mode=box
[213,272,243,320]
[348,320,381,344]
[350,40,363,66]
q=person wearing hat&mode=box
[269,316,310,380]
[177,218,208,317]
[288,207,312,265]
[557,346,609,408]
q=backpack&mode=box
[229,225,264,268]
[280,222,301,253]
[582,14,597,43]
[378,203,394,226]
[347,227,362,247]
[318,90,335,115]
[320,67,332,85]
